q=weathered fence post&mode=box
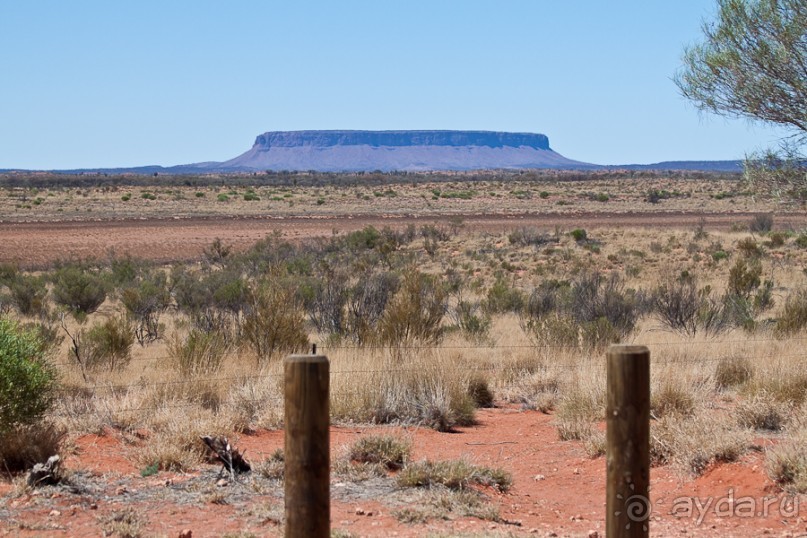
[284,354,330,538]
[606,344,650,538]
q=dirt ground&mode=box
[1,408,804,537]
[3,211,807,267]
[2,177,807,536]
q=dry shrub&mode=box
[766,427,807,493]
[467,375,495,408]
[100,507,143,538]
[0,423,65,473]
[651,380,696,418]
[221,376,282,433]
[348,435,412,470]
[555,387,602,441]
[775,287,807,336]
[714,355,754,389]
[397,459,511,492]
[378,270,447,347]
[134,409,229,472]
[168,329,228,377]
[330,349,476,432]
[242,280,309,364]
[651,412,750,475]
[393,489,501,524]
[257,448,284,480]
[745,370,807,405]
[736,391,790,431]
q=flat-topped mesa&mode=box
[253,130,551,150]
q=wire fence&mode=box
[46,335,807,420]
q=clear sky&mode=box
[0,1,793,169]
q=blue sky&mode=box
[0,1,792,169]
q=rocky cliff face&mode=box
[220,130,591,172]
[252,130,551,150]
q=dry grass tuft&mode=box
[736,391,790,431]
[765,427,807,493]
[0,422,65,473]
[393,489,501,524]
[397,459,511,492]
[714,355,754,390]
[99,507,143,538]
[347,435,411,470]
[651,412,750,475]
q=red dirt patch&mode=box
[2,408,805,537]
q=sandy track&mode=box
[1,211,805,266]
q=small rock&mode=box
[179,530,192,538]
[571,514,583,521]
[89,503,98,510]
[115,486,127,495]
[366,511,374,517]
[573,468,580,475]
[48,510,60,517]
[355,507,366,515]
[533,474,546,481]
[164,478,174,487]
[588,531,599,538]
[216,478,229,487]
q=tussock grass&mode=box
[0,422,65,473]
[347,434,411,470]
[393,489,501,524]
[397,459,512,492]
[651,412,750,475]
[766,427,807,493]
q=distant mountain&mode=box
[0,130,747,174]
[614,160,743,172]
[219,130,595,172]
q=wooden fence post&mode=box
[606,344,650,538]
[284,354,330,538]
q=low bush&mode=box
[168,329,228,377]
[714,356,754,389]
[78,315,135,372]
[348,435,411,470]
[52,265,108,321]
[0,423,65,473]
[749,213,774,233]
[766,428,807,493]
[397,459,511,492]
[378,271,447,347]
[0,318,58,432]
[242,280,309,364]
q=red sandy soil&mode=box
[1,408,805,537]
[2,211,807,267]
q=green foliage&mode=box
[243,190,260,201]
[728,257,762,298]
[0,318,57,432]
[397,459,512,492]
[482,278,525,314]
[217,193,229,202]
[8,274,48,318]
[52,265,108,321]
[570,228,587,242]
[79,315,135,372]
[675,0,806,136]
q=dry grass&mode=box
[397,459,512,492]
[766,427,807,493]
[6,204,807,492]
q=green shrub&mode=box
[8,274,48,318]
[243,191,260,201]
[79,315,135,372]
[121,271,170,345]
[52,265,108,321]
[482,278,525,314]
[120,193,131,202]
[0,318,57,432]
[570,228,587,242]
[217,193,229,202]
[397,459,511,492]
